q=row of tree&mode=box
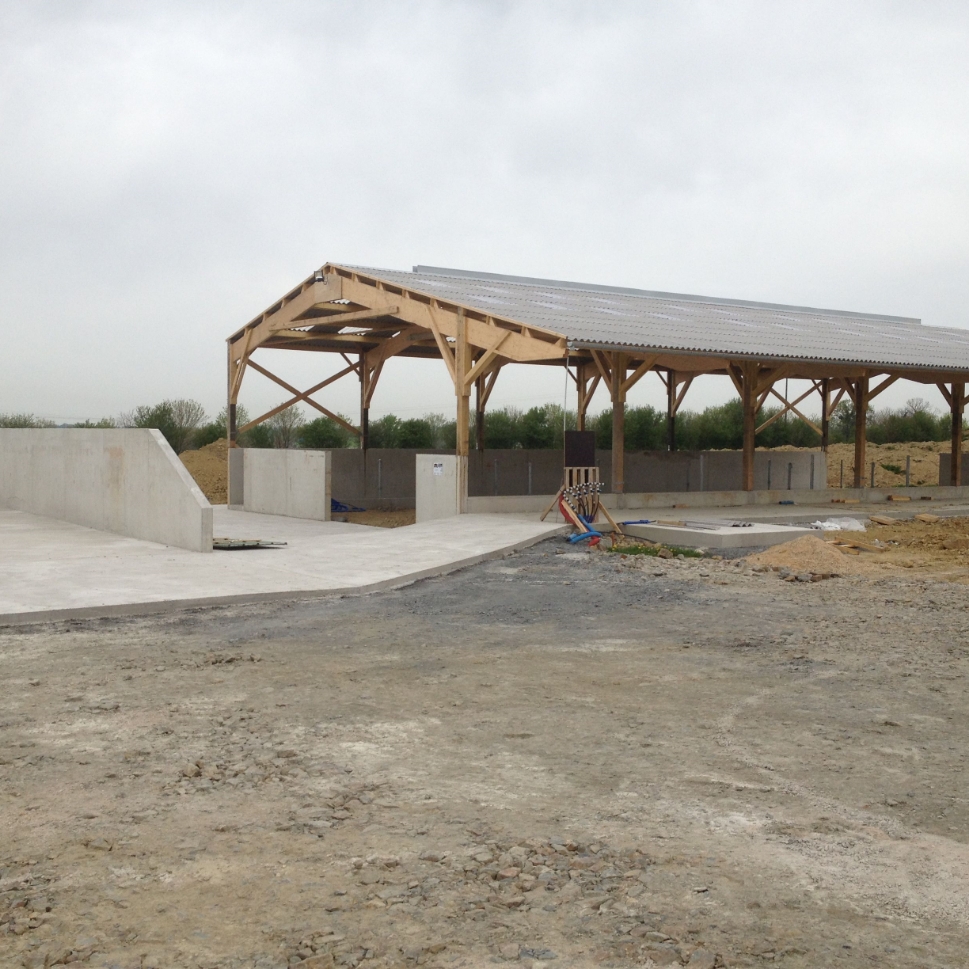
[1,396,954,452]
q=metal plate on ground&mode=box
[213,538,287,551]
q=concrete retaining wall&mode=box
[468,483,969,514]
[231,447,825,509]
[243,449,331,520]
[469,449,825,495]
[938,453,969,484]
[0,428,212,552]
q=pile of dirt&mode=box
[746,534,870,575]
[342,509,415,528]
[765,441,948,488]
[861,515,969,580]
[180,438,229,504]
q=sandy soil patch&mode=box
[180,439,229,505]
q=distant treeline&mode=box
[1,396,953,452]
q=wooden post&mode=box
[853,375,868,488]
[226,342,238,447]
[741,362,758,491]
[576,361,586,432]
[820,377,830,452]
[455,309,471,511]
[667,368,676,452]
[359,353,368,450]
[952,382,965,486]
[475,374,485,451]
[611,351,626,493]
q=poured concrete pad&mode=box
[0,507,565,624]
[622,519,812,549]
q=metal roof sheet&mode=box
[343,264,969,373]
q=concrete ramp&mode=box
[0,428,212,552]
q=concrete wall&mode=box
[468,483,969,514]
[0,428,212,552]
[228,447,244,507]
[416,454,462,522]
[243,449,331,521]
[232,446,825,509]
[938,453,969,484]
[468,449,825,495]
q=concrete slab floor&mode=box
[623,520,812,549]
[0,507,565,624]
[616,499,969,526]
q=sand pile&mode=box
[765,441,947,488]
[180,438,228,504]
[746,534,869,575]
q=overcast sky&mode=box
[2,1,968,426]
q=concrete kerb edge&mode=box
[0,525,570,628]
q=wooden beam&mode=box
[937,382,953,407]
[244,359,360,435]
[764,386,823,435]
[230,326,254,401]
[463,330,512,391]
[673,375,693,414]
[620,354,659,395]
[364,325,427,369]
[756,383,822,434]
[590,349,613,387]
[273,304,399,331]
[229,275,344,363]
[480,364,502,409]
[868,374,899,401]
[427,303,457,383]
[339,274,564,363]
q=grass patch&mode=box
[881,462,905,476]
[607,542,705,558]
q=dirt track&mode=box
[2,541,969,968]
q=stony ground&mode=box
[2,540,969,969]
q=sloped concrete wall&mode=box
[0,428,212,551]
[243,449,331,521]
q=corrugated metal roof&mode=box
[343,264,969,373]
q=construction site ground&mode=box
[3,526,969,969]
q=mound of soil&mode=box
[765,441,948,488]
[180,438,228,504]
[746,534,869,575]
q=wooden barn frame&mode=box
[227,263,969,497]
